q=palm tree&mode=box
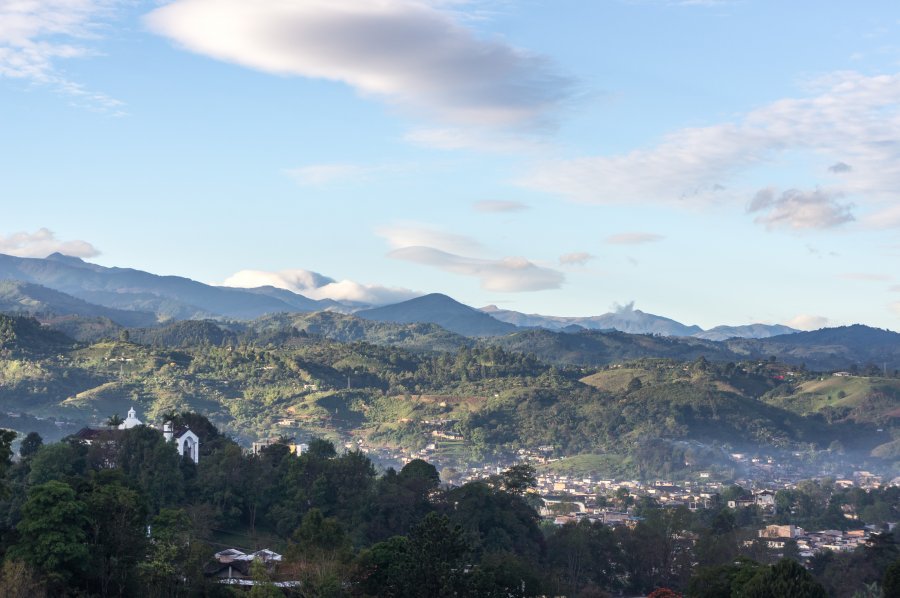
[105,414,123,429]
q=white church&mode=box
[79,406,201,464]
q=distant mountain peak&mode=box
[479,305,702,337]
[357,293,516,337]
[0,252,343,321]
[45,252,88,265]
[408,293,462,305]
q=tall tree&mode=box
[18,432,42,459]
[9,480,89,589]
[83,472,147,597]
[0,428,16,497]
[740,558,828,598]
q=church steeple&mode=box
[118,406,143,429]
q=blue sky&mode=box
[1,0,899,330]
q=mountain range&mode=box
[0,252,851,342]
[0,252,339,321]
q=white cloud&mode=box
[0,227,99,258]
[605,232,665,245]
[0,0,124,111]
[378,223,484,254]
[748,187,854,230]
[473,200,529,213]
[378,222,562,291]
[786,314,830,331]
[890,285,900,292]
[890,302,900,317]
[559,252,594,266]
[223,269,419,305]
[389,246,563,292]
[146,0,573,128]
[522,71,900,229]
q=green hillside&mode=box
[763,373,897,415]
[251,311,472,353]
[491,329,733,366]
[0,314,897,478]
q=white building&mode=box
[164,421,200,464]
[118,407,143,429]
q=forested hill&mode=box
[356,293,517,337]
[0,280,158,327]
[20,306,900,372]
[491,328,733,366]
[0,313,898,482]
[0,314,75,356]
[725,325,900,371]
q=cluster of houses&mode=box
[755,524,874,558]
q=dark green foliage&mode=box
[884,558,900,598]
[617,506,695,593]
[444,481,545,561]
[0,314,74,356]
[495,463,537,496]
[726,325,900,372]
[398,459,440,492]
[115,426,185,512]
[83,471,147,596]
[493,328,733,367]
[9,480,89,587]
[739,558,827,598]
[693,509,740,568]
[0,428,15,491]
[18,432,41,459]
[0,420,897,596]
[27,442,85,485]
[405,512,472,596]
[687,557,765,598]
[129,320,239,348]
[545,519,622,595]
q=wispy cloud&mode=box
[0,0,124,111]
[473,200,529,213]
[522,71,900,229]
[379,223,563,291]
[378,223,484,255]
[839,272,892,282]
[864,204,900,230]
[285,163,391,186]
[146,0,574,129]
[222,269,419,305]
[748,187,854,230]
[559,252,594,266]
[604,232,665,245]
[389,246,563,292]
[403,127,548,152]
[0,228,99,258]
[890,302,900,317]
[786,314,829,331]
